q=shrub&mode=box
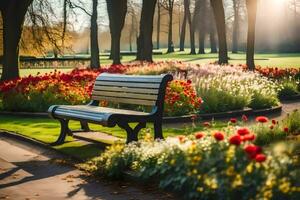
[278,78,300,98]
[283,110,300,135]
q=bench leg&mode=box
[118,122,146,144]
[154,120,164,140]
[80,121,90,132]
[51,119,71,145]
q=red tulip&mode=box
[229,135,242,146]
[213,132,225,141]
[256,116,269,123]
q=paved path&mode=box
[0,137,175,200]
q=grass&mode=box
[0,115,227,159]
[17,51,300,77]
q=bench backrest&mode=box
[92,73,173,112]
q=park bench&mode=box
[48,73,173,145]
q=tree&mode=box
[156,0,161,49]
[161,0,175,53]
[69,0,100,68]
[0,0,33,81]
[210,0,228,64]
[232,0,240,53]
[90,0,100,68]
[246,0,257,70]
[106,0,127,65]
[136,0,157,62]
[179,3,187,51]
[208,1,218,54]
[196,0,208,54]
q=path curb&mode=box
[1,105,283,124]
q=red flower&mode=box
[237,127,250,136]
[283,127,289,133]
[229,134,242,146]
[187,79,192,84]
[242,115,248,122]
[213,132,225,141]
[242,134,256,141]
[195,132,205,140]
[270,125,274,130]
[178,135,186,143]
[203,122,211,127]
[244,144,262,158]
[230,118,237,124]
[256,116,269,123]
[271,119,277,125]
[255,154,267,163]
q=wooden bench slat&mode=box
[92,91,158,100]
[97,76,164,83]
[56,105,149,115]
[55,111,105,122]
[95,81,161,89]
[100,73,165,78]
[93,86,159,94]
[92,95,156,106]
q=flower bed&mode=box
[188,64,280,113]
[1,62,298,117]
[254,66,300,100]
[0,63,200,117]
[84,114,300,199]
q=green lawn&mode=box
[0,115,227,159]
[17,51,300,77]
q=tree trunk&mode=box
[106,2,114,60]
[209,25,218,53]
[197,0,208,54]
[136,0,157,62]
[90,0,100,69]
[179,13,187,51]
[246,0,257,70]
[207,0,217,53]
[185,0,196,54]
[156,1,161,49]
[198,32,205,54]
[106,0,127,65]
[167,1,174,53]
[1,0,33,81]
[232,0,239,53]
[210,0,228,64]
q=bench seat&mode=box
[49,105,151,126]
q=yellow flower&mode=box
[278,178,291,194]
[232,174,243,188]
[197,175,202,180]
[170,159,176,166]
[226,166,235,177]
[192,169,198,175]
[246,163,253,174]
[226,146,236,163]
[197,187,204,192]
[204,177,218,190]
[263,190,273,200]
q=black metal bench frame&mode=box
[48,73,173,145]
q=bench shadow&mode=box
[0,160,72,189]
